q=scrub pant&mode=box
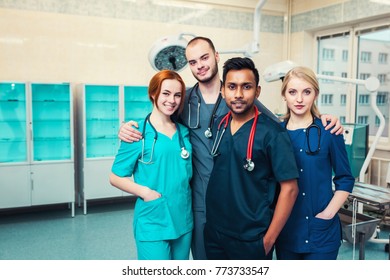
[204,224,273,260]
[136,231,192,260]
[275,248,339,260]
[191,210,207,260]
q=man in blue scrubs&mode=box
[204,57,299,260]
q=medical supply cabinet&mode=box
[0,82,75,216]
[76,84,151,214]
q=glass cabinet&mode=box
[0,82,75,216]
[77,84,150,214]
[0,82,27,163]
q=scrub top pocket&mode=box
[310,216,340,250]
[134,196,175,241]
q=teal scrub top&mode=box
[111,118,193,242]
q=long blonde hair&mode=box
[280,66,321,121]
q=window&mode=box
[342,50,348,62]
[340,94,347,105]
[340,116,346,123]
[378,74,387,84]
[358,94,370,105]
[378,53,388,64]
[357,115,369,124]
[322,48,335,60]
[377,92,388,105]
[317,27,389,138]
[360,51,372,63]
[321,94,333,105]
[321,71,335,83]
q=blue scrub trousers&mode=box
[136,231,192,260]
[275,248,339,260]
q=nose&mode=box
[167,94,176,103]
[297,92,303,103]
[234,88,243,98]
[197,61,205,70]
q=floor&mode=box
[0,198,389,260]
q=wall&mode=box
[0,0,288,113]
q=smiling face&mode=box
[154,78,183,116]
[185,38,219,84]
[222,68,260,120]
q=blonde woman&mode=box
[275,66,354,260]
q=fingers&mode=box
[118,121,142,142]
[330,125,344,135]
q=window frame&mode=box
[313,20,390,148]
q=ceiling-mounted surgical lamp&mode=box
[148,33,195,72]
[148,0,268,72]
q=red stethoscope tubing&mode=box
[211,106,258,171]
[247,106,258,161]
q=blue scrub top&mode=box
[180,84,278,212]
[111,118,193,241]
[206,113,299,241]
[277,118,354,253]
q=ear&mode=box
[256,85,261,98]
[215,51,220,64]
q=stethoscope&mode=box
[187,82,223,139]
[286,116,321,156]
[210,106,259,172]
[304,118,321,155]
[138,113,190,164]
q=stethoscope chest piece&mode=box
[204,128,212,138]
[244,159,255,172]
[181,148,190,159]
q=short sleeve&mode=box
[267,131,299,182]
[111,140,141,177]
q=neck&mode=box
[149,108,174,126]
[198,76,221,104]
[287,113,313,130]
[231,107,258,135]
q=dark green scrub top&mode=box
[206,113,299,241]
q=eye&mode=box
[243,84,252,90]
[201,55,209,61]
[228,84,236,90]
[304,89,312,95]
[288,90,296,96]
[188,61,196,66]
[174,93,182,98]
[161,91,169,96]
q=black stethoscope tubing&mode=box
[187,82,223,138]
[305,118,321,155]
[139,113,189,164]
[286,116,321,156]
